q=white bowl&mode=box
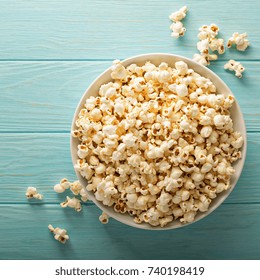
[70,53,247,230]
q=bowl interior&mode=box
[71,53,247,230]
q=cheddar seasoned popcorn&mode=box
[72,60,243,227]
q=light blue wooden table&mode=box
[1,0,260,260]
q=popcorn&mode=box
[72,60,244,227]
[209,38,225,54]
[170,21,186,38]
[176,84,188,97]
[48,224,69,244]
[200,126,213,138]
[70,180,83,195]
[194,24,225,66]
[111,60,128,80]
[193,53,208,66]
[198,24,219,40]
[53,178,88,202]
[224,60,245,78]
[53,178,71,193]
[197,39,209,54]
[227,32,249,51]
[169,6,187,38]
[99,212,109,224]
[79,187,89,202]
[169,6,187,22]
[26,187,43,200]
[60,196,82,212]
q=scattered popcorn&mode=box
[99,212,109,224]
[26,187,43,200]
[53,178,71,193]
[70,180,83,195]
[72,60,243,227]
[53,178,89,202]
[169,6,187,22]
[79,187,89,202]
[170,21,186,38]
[227,32,249,51]
[193,53,208,66]
[198,24,219,40]
[224,60,245,78]
[194,24,225,66]
[60,196,82,212]
[169,6,188,38]
[209,38,225,54]
[48,224,69,244]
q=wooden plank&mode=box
[0,133,259,204]
[0,0,259,60]
[0,203,259,260]
[0,61,259,132]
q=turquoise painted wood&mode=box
[1,204,260,260]
[1,62,260,132]
[0,0,260,260]
[0,0,259,60]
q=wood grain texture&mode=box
[0,133,258,204]
[0,0,259,60]
[1,61,259,132]
[0,204,260,260]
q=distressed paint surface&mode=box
[0,0,259,260]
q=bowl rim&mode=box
[70,53,247,230]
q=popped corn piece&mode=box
[77,144,89,159]
[53,178,71,193]
[111,60,128,80]
[209,38,225,54]
[176,83,188,97]
[72,59,244,227]
[227,32,249,51]
[197,39,209,54]
[48,224,69,244]
[169,6,187,39]
[79,187,89,202]
[60,196,82,212]
[200,126,213,138]
[90,108,102,121]
[169,6,187,22]
[170,21,186,38]
[193,51,217,66]
[26,187,43,200]
[180,211,196,223]
[70,180,83,195]
[198,24,219,40]
[194,24,224,66]
[224,60,245,78]
[99,212,109,224]
[193,53,208,66]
